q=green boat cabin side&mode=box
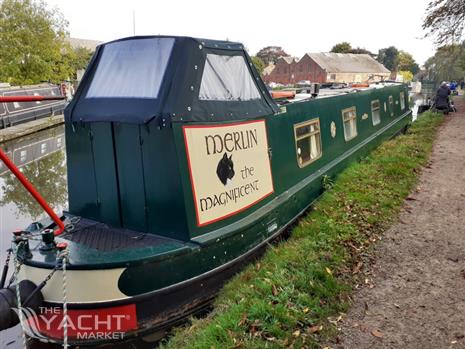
[64,36,411,248]
[174,84,410,239]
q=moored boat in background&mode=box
[0,83,65,129]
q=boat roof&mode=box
[66,36,279,124]
[283,82,404,104]
[104,35,247,51]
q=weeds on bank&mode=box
[160,112,443,349]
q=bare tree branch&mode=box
[423,0,465,45]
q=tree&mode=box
[330,42,352,53]
[256,46,289,65]
[423,44,465,82]
[377,46,399,71]
[398,51,420,75]
[349,47,374,55]
[1,150,67,220]
[71,47,93,72]
[0,0,71,85]
[423,0,465,45]
[330,42,373,55]
[399,70,414,82]
[250,56,265,75]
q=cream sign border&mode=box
[183,119,274,227]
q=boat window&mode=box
[199,54,261,101]
[400,92,405,110]
[294,118,322,167]
[33,92,41,104]
[19,150,27,163]
[0,103,5,115]
[86,38,175,99]
[342,107,358,141]
[388,95,394,116]
[371,100,381,126]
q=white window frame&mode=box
[388,95,394,116]
[342,107,358,141]
[294,118,322,167]
[400,92,405,110]
[371,100,381,126]
[19,150,27,163]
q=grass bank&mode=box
[161,112,443,349]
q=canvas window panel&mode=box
[86,38,174,99]
[199,54,261,101]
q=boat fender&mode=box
[0,280,42,331]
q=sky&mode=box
[45,0,436,66]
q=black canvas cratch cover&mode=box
[65,36,278,124]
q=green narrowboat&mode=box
[0,36,411,345]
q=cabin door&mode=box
[113,123,148,232]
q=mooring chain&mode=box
[9,238,71,348]
[64,216,81,234]
[0,248,12,288]
[8,250,24,288]
[3,218,77,349]
[3,248,12,269]
[13,241,27,349]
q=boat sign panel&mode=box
[183,120,274,226]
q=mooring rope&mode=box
[60,249,69,349]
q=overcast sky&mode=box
[45,0,436,65]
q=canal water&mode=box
[0,125,155,349]
[0,125,67,348]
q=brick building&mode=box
[265,56,298,85]
[263,53,390,85]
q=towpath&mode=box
[0,114,63,143]
[333,96,465,349]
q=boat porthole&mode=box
[330,121,336,138]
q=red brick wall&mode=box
[264,58,295,84]
[264,55,327,84]
[294,55,327,83]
